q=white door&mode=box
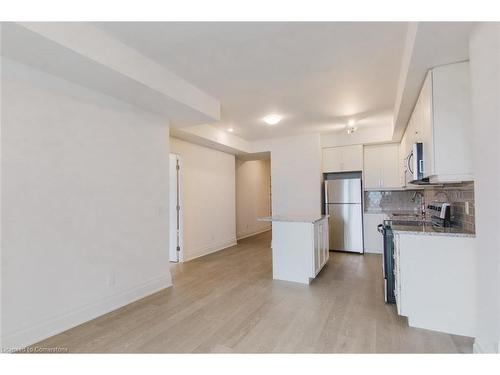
[169,154,181,262]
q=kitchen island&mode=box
[258,215,329,284]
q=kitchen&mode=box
[267,60,476,338]
[3,19,498,359]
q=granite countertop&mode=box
[258,215,329,224]
[391,223,475,238]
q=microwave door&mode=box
[405,153,413,185]
[412,142,424,180]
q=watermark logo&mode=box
[2,346,69,354]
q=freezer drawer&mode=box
[327,203,363,253]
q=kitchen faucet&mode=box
[411,191,426,219]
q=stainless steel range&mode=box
[427,201,452,227]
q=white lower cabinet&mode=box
[313,217,330,276]
[393,232,476,337]
[271,217,329,284]
[363,213,387,254]
[393,234,404,316]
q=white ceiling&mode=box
[96,22,408,140]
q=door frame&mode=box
[169,153,184,262]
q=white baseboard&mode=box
[1,274,172,351]
[237,228,271,240]
[364,249,383,254]
[183,238,237,262]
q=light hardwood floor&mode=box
[31,231,473,353]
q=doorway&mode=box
[169,153,183,262]
[235,152,272,240]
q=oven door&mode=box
[379,224,396,304]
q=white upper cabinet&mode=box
[401,61,473,183]
[322,147,343,172]
[322,145,363,173]
[363,143,400,189]
[431,62,473,181]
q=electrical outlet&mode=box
[465,202,470,215]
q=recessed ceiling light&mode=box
[348,119,356,127]
[227,128,234,132]
[263,114,282,125]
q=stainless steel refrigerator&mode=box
[324,177,364,253]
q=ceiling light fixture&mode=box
[263,114,282,125]
[227,128,234,132]
[346,119,357,135]
[347,126,357,135]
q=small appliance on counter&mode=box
[427,201,452,227]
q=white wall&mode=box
[469,23,500,354]
[170,137,236,261]
[254,133,322,218]
[235,159,271,239]
[1,59,172,349]
[321,125,393,148]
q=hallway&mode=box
[31,231,473,353]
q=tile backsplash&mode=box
[364,181,475,232]
[364,190,422,214]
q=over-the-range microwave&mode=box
[404,142,429,185]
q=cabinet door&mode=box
[319,221,325,267]
[432,62,472,179]
[312,220,329,276]
[418,72,434,177]
[399,131,408,188]
[322,147,343,173]
[363,146,383,189]
[394,234,402,316]
[380,143,400,188]
[400,71,433,180]
[363,144,400,189]
[363,213,386,254]
[323,220,330,263]
[341,145,363,172]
